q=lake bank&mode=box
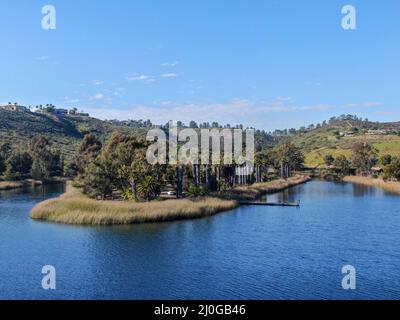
[220,175,311,201]
[30,175,310,226]
[343,176,400,194]
[0,179,43,191]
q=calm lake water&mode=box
[1,180,400,300]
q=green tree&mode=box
[118,150,148,200]
[324,154,335,166]
[79,133,161,201]
[333,155,351,176]
[380,154,392,166]
[28,136,53,180]
[0,154,4,176]
[351,142,378,176]
[0,142,11,175]
[137,175,161,201]
[74,134,102,175]
[272,142,304,178]
[81,158,114,199]
[383,157,400,181]
[4,151,33,180]
[187,183,208,197]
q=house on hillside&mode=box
[1,103,30,112]
[339,131,355,137]
[68,108,89,117]
[76,112,89,117]
[54,108,68,115]
[366,129,391,135]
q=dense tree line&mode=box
[323,142,376,176]
[323,142,400,180]
[70,133,305,201]
[0,136,63,181]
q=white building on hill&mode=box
[1,103,30,112]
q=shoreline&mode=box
[343,176,400,195]
[30,175,311,226]
[0,179,43,191]
[0,178,68,191]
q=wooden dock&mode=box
[239,201,300,207]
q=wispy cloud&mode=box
[126,74,155,83]
[345,102,384,108]
[161,61,179,67]
[161,73,178,78]
[83,99,318,124]
[91,93,104,100]
[64,97,80,104]
[126,75,149,81]
[36,56,50,61]
[114,87,126,97]
[92,80,104,85]
[84,98,385,129]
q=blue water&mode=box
[0,180,400,300]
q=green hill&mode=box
[287,117,400,167]
[2,109,400,167]
[0,109,148,161]
[0,108,282,161]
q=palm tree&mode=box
[137,176,160,201]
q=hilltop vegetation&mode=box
[0,108,149,161]
[0,106,287,184]
[2,108,400,183]
[286,115,400,167]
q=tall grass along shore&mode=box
[343,176,400,195]
[0,179,42,191]
[219,175,311,201]
[30,175,310,226]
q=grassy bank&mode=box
[30,175,310,226]
[30,184,239,225]
[0,179,43,191]
[343,176,400,195]
[220,175,311,201]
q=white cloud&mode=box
[345,102,384,108]
[91,93,104,100]
[84,99,314,125]
[114,88,126,97]
[126,74,156,83]
[84,99,385,129]
[64,97,80,104]
[92,80,104,85]
[36,56,50,61]
[161,73,178,78]
[126,74,150,81]
[161,61,179,67]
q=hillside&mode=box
[0,109,148,160]
[0,109,282,161]
[2,110,400,167]
[288,117,400,167]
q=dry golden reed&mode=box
[343,176,400,194]
[30,175,311,226]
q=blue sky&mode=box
[0,0,399,130]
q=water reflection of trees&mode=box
[351,183,380,197]
[0,182,65,201]
[266,188,297,203]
